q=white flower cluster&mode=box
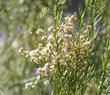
[25,80,37,89]
[37,63,55,76]
[19,15,92,77]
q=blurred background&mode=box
[0,0,109,95]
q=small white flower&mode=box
[44,80,49,85]
[29,50,37,57]
[47,26,54,32]
[84,41,91,46]
[36,28,45,35]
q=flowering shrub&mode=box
[19,0,110,95]
[20,16,91,75]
